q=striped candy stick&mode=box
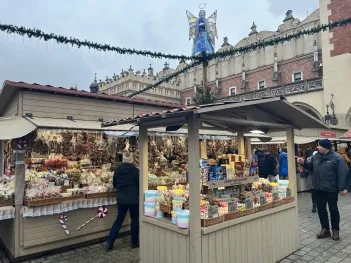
[58,215,69,235]
[77,206,108,230]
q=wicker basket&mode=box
[0,199,15,207]
[85,192,110,199]
[159,203,172,214]
[242,207,257,217]
[272,199,284,208]
[283,196,295,204]
[62,194,85,201]
[23,197,62,207]
[201,215,224,227]
[256,203,273,212]
[224,211,242,221]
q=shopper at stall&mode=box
[256,148,277,180]
[106,152,139,251]
[339,147,351,191]
[305,149,317,213]
[297,139,347,241]
[278,147,288,180]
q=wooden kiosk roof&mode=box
[102,96,328,131]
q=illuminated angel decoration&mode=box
[186,5,218,56]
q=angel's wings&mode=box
[207,10,218,44]
[186,10,197,40]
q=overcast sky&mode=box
[0,0,318,91]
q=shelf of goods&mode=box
[0,130,131,259]
[0,176,15,221]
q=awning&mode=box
[250,136,319,145]
[25,117,136,131]
[0,117,37,140]
[341,129,351,139]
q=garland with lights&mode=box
[128,60,202,98]
[207,16,351,60]
[0,23,194,61]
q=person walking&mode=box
[278,147,288,180]
[340,147,351,191]
[106,152,139,250]
[297,139,347,241]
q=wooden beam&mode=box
[138,116,187,129]
[139,125,148,263]
[200,114,294,129]
[187,115,201,263]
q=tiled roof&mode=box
[102,101,241,127]
[1,80,180,108]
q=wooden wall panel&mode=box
[2,93,18,117]
[22,91,166,121]
[140,221,190,263]
[201,206,299,263]
[0,219,15,255]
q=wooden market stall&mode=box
[0,80,175,260]
[103,96,329,263]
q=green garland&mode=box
[1,16,350,62]
[0,23,195,61]
[128,60,202,98]
[207,16,351,60]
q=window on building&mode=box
[293,72,303,82]
[258,80,266,90]
[228,87,237,96]
[185,97,191,106]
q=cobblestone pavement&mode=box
[1,192,351,263]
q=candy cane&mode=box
[77,206,108,230]
[58,214,69,235]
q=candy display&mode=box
[0,176,15,207]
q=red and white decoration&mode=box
[77,206,108,230]
[58,214,69,235]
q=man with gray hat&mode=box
[297,139,347,241]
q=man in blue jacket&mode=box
[297,139,347,241]
[278,147,288,180]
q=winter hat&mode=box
[318,139,332,150]
[123,152,134,164]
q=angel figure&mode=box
[186,7,218,56]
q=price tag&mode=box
[273,190,279,201]
[64,180,70,186]
[208,205,219,218]
[259,194,267,205]
[245,198,253,209]
[228,202,237,212]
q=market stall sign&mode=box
[320,132,336,138]
[208,176,259,189]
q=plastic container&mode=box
[156,210,164,218]
[144,202,156,217]
[144,190,159,203]
[172,200,183,211]
[171,210,177,224]
[177,210,190,229]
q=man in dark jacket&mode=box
[107,152,139,250]
[256,148,277,180]
[297,139,347,241]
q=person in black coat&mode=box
[256,148,277,180]
[297,139,347,241]
[107,152,139,250]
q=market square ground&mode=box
[1,192,351,263]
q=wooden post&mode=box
[286,128,297,197]
[14,144,25,257]
[188,115,201,263]
[237,132,245,155]
[0,141,4,177]
[139,125,148,263]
